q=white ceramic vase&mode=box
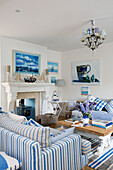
[83,116,89,126]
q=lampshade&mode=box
[55,79,65,86]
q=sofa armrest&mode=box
[0,127,42,170]
[42,134,88,170]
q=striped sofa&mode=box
[0,114,88,170]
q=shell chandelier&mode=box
[81,20,106,51]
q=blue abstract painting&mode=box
[13,51,40,75]
[47,61,58,73]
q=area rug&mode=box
[88,148,113,170]
[107,163,113,170]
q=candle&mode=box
[6,65,10,73]
[46,69,49,75]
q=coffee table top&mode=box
[51,120,113,136]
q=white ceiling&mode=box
[0,0,113,52]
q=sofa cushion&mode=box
[50,127,74,143]
[105,99,113,113]
[81,138,91,155]
[0,152,22,170]
[8,111,27,123]
[66,101,76,111]
[91,110,113,121]
[94,98,107,111]
[85,94,96,103]
[28,118,43,127]
[0,114,51,148]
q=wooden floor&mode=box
[83,166,93,170]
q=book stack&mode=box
[65,117,82,123]
[92,119,112,129]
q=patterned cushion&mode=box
[0,152,22,170]
[85,94,96,103]
[105,100,113,113]
[94,98,107,111]
[81,139,91,155]
[28,118,43,127]
[0,114,51,148]
[21,119,43,127]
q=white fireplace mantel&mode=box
[2,82,55,118]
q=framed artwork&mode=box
[47,61,59,74]
[72,60,100,85]
[12,50,41,75]
[51,77,56,84]
[81,87,89,95]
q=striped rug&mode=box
[88,148,113,170]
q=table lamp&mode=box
[55,79,65,100]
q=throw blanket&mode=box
[0,152,22,170]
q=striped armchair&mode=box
[0,114,88,170]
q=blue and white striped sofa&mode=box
[0,114,88,170]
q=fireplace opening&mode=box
[16,98,35,120]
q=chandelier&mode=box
[81,20,106,51]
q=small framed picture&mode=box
[47,61,59,74]
[51,77,56,84]
[81,87,89,95]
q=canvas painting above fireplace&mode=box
[12,50,41,75]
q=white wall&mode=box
[0,37,61,110]
[0,39,1,106]
[61,42,113,101]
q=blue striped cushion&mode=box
[94,98,107,111]
[28,118,43,127]
[0,152,22,170]
[0,114,51,148]
[81,139,91,154]
[105,100,113,113]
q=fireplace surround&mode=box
[2,82,55,120]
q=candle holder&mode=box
[6,65,11,82]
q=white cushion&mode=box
[8,112,27,123]
[85,94,96,103]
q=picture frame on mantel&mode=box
[72,59,100,85]
[12,50,41,75]
[47,61,59,74]
[51,76,56,84]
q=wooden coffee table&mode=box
[50,120,113,155]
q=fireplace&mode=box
[2,82,55,120]
[17,99,34,120]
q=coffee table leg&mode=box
[96,133,112,155]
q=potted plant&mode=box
[77,101,96,126]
